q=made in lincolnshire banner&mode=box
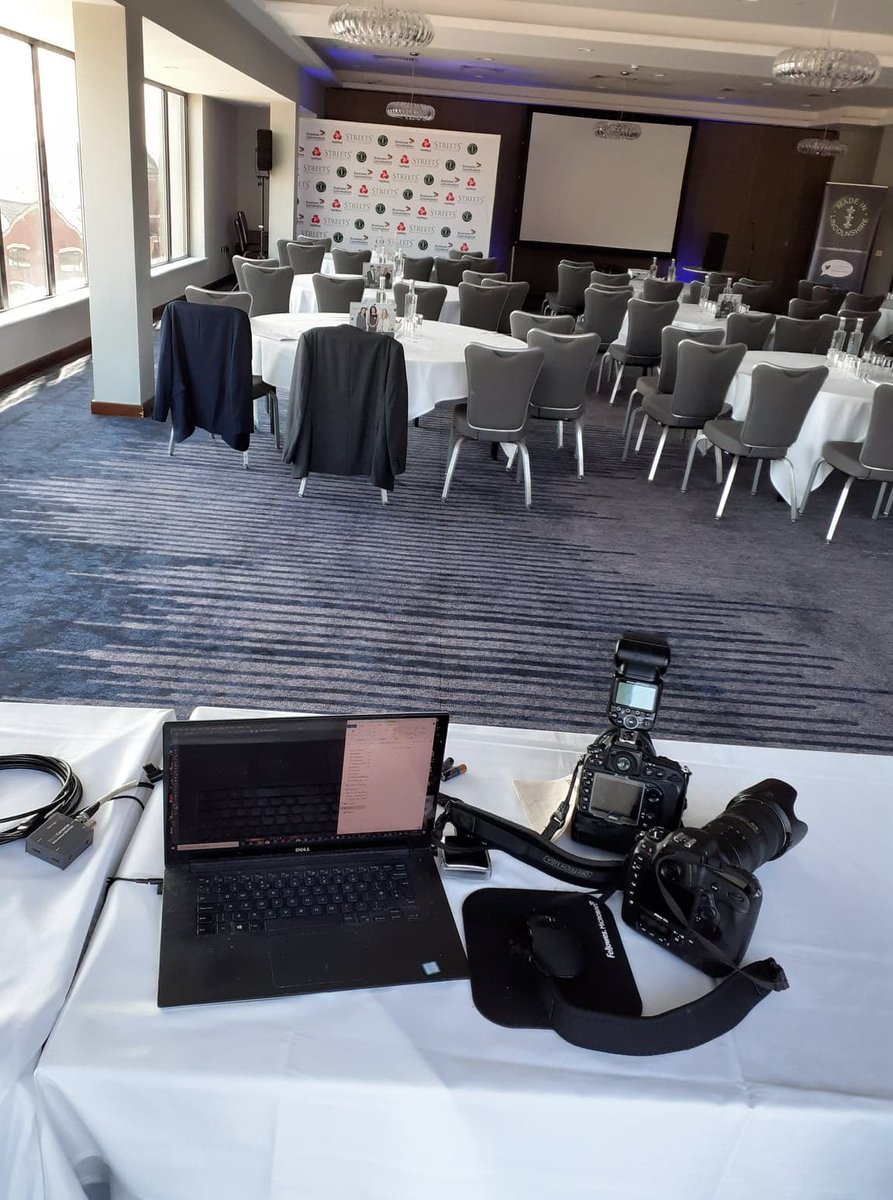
[807,182,888,292]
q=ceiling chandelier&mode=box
[593,68,642,141]
[772,0,879,89]
[385,53,435,122]
[328,3,434,50]
[797,135,848,157]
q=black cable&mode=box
[0,754,84,846]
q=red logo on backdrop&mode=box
[460,242,469,252]
[400,154,410,165]
[418,206,428,216]
[312,147,322,158]
[359,184,369,195]
[466,177,477,188]
[333,130,343,141]
[332,199,341,209]
[311,215,321,225]
[380,170,390,180]
[396,222,407,232]
[445,192,455,203]
[421,138,432,149]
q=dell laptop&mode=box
[157,712,468,1007]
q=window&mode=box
[0,29,85,311]
[145,82,188,267]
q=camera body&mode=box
[571,632,689,854]
[621,778,806,976]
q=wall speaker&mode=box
[703,231,729,272]
[256,129,272,175]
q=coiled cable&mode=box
[0,754,84,846]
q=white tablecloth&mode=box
[726,350,875,506]
[33,707,893,1200]
[615,301,727,347]
[252,314,525,421]
[0,703,174,1200]
[289,276,460,323]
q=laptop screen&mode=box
[164,713,449,864]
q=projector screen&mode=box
[520,112,692,252]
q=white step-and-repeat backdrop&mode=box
[296,119,501,257]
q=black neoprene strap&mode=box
[531,957,788,1056]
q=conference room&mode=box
[1,2,892,1199]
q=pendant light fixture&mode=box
[593,68,642,141]
[385,53,435,122]
[773,0,879,89]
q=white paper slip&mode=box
[513,773,579,836]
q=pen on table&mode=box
[441,763,467,782]
[440,757,455,777]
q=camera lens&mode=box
[701,779,807,874]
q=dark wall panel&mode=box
[325,89,835,307]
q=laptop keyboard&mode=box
[194,861,420,937]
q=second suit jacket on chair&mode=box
[282,325,409,492]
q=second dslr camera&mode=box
[571,632,689,853]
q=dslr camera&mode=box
[622,778,807,974]
[571,632,689,853]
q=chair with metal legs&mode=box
[242,264,293,317]
[606,299,679,406]
[641,278,684,302]
[772,317,827,354]
[286,243,327,275]
[696,363,829,521]
[799,383,893,541]
[622,325,724,454]
[480,278,531,335]
[509,312,576,340]
[725,312,775,351]
[590,270,631,289]
[523,330,600,478]
[577,287,632,391]
[442,345,544,508]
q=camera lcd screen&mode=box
[614,681,659,712]
[590,774,644,820]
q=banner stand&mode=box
[807,183,888,292]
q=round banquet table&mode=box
[251,312,524,421]
[289,276,460,323]
[725,350,876,508]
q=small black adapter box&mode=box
[25,812,94,869]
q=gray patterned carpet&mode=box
[1,349,891,752]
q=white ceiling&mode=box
[258,0,893,126]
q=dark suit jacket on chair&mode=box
[153,301,254,451]
[282,325,409,492]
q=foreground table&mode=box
[289,275,461,323]
[34,708,893,1200]
[252,313,525,422]
[0,703,173,1200]
[726,350,875,506]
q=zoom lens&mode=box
[701,778,807,874]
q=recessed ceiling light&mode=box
[761,81,776,87]
[475,56,494,62]
[653,72,666,78]
[579,47,592,53]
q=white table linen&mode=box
[33,706,893,1200]
[615,301,727,347]
[289,275,460,323]
[726,350,875,506]
[252,313,525,421]
[0,703,174,1200]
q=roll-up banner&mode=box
[807,182,888,291]
[296,119,500,257]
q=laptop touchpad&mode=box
[270,929,361,991]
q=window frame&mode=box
[144,77,190,269]
[0,25,83,313]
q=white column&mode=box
[268,98,299,249]
[73,1,154,416]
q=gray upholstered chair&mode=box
[817,310,882,355]
[457,282,508,331]
[332,248,372,275]
[685,281,703,304]
[622,325,725,449]
[726,312,775,351]
[241,264,293,317]
[705,272,729,290]
[480,278,531,335]
[510,312,576,340]
[525,330,600,477]
[277,237,327,266]
[606,298,679,405]
[433,256,478,286]
[544,262,593,316]
[442,344,544,508]
[232,254,277,291]
[311,273,364,313]
[731,280,774,310]
[590,270,631,289]
[696,362,829,521]
[578,287,634,390]
[642,278,684,303]
[286,243,327,275]
[393,282,447,321]
[796,279,815,301]
[773,316,826,354]
[462,270,508,286]
[800,383,893,540]
[843,292,885,313]
[401,255,434,282]
[788,297,829,320]
[449,249,483,260]
[626,341,747,482]
[811,285,846,315]
[183,287,280,448]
